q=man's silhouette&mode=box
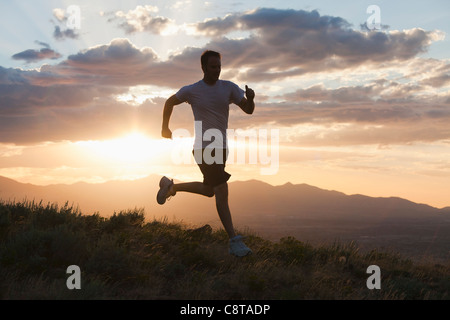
[158,50,255,257]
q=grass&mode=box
[0,200,449,300]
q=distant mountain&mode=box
[230,179,447,221]
[1,175,446,221]
[1,175,449,261]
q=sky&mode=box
[0,0,449,208]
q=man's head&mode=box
[201,50,221,84]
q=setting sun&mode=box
[76,132,165,165]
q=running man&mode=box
[157,50,255,257]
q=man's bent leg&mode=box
[173,182,214,197]
[213,182,236,239]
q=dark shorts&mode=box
[192,148,231,188]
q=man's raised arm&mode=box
[238,85,255,115]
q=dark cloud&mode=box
[290,121,450,147]
[67,38,157,66]
[53,26,79,40]
[34,38,200,89]
[0,66,30,85]
[196,8,350,36]
[282,84,379,104]
[192,8,436,81]
[360,22,390,32]
[421,73,450,87]
[35,41,51,48]
[227,80,450,147]
[0,70,164,144]
[0,97,147,144]
[80,9,441,86]
[11,45,62,63]
[0,82,120,111]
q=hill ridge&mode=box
[0,200,448,300]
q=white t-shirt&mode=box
[176,80,244,149]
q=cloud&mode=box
[360,22,390,32]
[276,80,448,124]
[51,7,80,40]
[67,38,157,65]
[0,39,167,144]
[421,65,450,87]
[0,96,145,144]
[11,41,62,63]
[225,75,450,147]
[31,38,201,89]
[109,5,175,34]
[0,65,156,144]
[90,8,442,86]
[282,84,379,104]
[52,8,66,22]
[0,66,29,85]
[190,8,439,81]
[53,26,79,40]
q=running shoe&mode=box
[157,176,175,205]
[229,235,252,257]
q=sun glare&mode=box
[76,132,167,164]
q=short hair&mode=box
[201,50,221,70]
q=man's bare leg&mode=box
[163,179,250,255]
[214,182,251,256]
[171,182,214,197]
[213,182,236,239]
[170,181,236,238]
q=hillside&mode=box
[0,175,449,262]
[0,200,449,301]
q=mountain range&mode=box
[1,175,449,262]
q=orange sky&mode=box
[1,133,449,208]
